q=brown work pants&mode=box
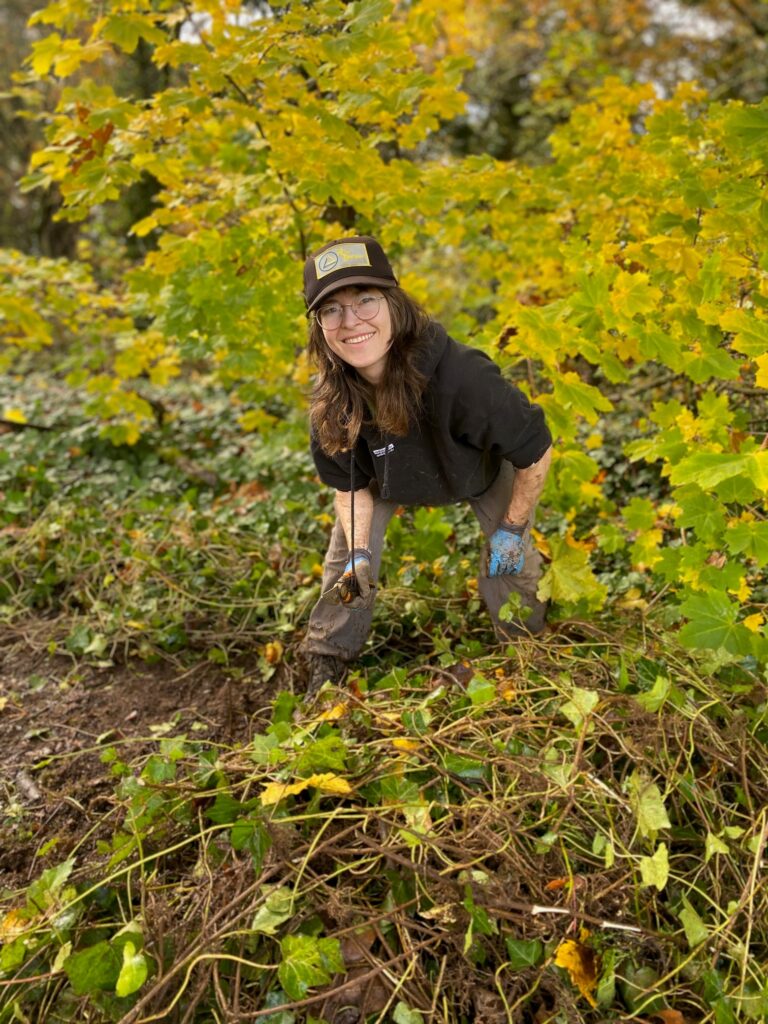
[303,462,547,661]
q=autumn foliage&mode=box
[3,0,768,663]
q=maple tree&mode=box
[2,0,766,664]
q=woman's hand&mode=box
[488,523,526,576]
[323,549,376,609]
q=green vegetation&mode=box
[1,0,767,1020]
[2,385,767,1022]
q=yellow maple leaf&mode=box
[743,614,764,634]
[313,703,347,724]
[755,353,768,390]
[3,407,27,424]
[0,908,28,941]
[260,773,352,807]
[392,737,421,752]
[728,577,751,603]
[554,939,598,1007]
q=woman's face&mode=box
[318,286,393,385]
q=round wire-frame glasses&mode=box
[315,294,381,331]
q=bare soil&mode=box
[0,631,283,896]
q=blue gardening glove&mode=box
[488,522,526,577]
[322,548,376,609]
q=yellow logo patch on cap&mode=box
[315,242,371,280]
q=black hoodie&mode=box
[310,322,552,505]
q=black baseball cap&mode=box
[303,235,398,312]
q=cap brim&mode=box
[307,276,397,312]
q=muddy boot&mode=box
[305,654,346,695]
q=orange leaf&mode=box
[545,877,569,891]
[655,1011,685,1024]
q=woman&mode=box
[301,235,552,693]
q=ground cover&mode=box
[1,373,767,1023]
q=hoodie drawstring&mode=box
[349,453,357,591]
[381,442,391,500]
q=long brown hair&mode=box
[308,286,430,455]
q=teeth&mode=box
[344,332,374,345]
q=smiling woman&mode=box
[316,287,393,384]
[300,235,553,694]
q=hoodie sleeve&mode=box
[446,345,552,468]
[310,434,373,492]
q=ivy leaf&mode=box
[640,843,669,891]
[679,897,708,948]
[467,673,495,706]
[704,833,730,862]
[278,935,344,1000]
[560,687,599,730]
[115,940,148,997]
[64,942,121,996]
[505,938,543,970]
[27,857,75,912]
[392,1003,424,1024]
[629,771,670,839]
[230,816,272,872]
[294,735,348,776]
[251,886,294,936]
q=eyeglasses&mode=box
[315,294,381,331]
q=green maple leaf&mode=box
[678,591,753,656]
[538,536,607,609]
[725,521,768,567]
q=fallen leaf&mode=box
[0,909,28,941]
[545,877,569,891]
[265,641,283,665]
[392,737,421,752]
[261,772,352,806]
[314,703,347,723]
[654,1011,685,1024]
[554,938,598,1007]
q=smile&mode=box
[342,331,375,346]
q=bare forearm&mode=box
[334,487,374,550]
[505,446,552,525]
